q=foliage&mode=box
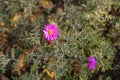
[0,0,120,80]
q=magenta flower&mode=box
[87,56,96,70]
[42,23,58,41]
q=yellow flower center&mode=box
[48,29,53,35]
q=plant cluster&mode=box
[0,0,120,80]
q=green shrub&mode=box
[0,0,119,80]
